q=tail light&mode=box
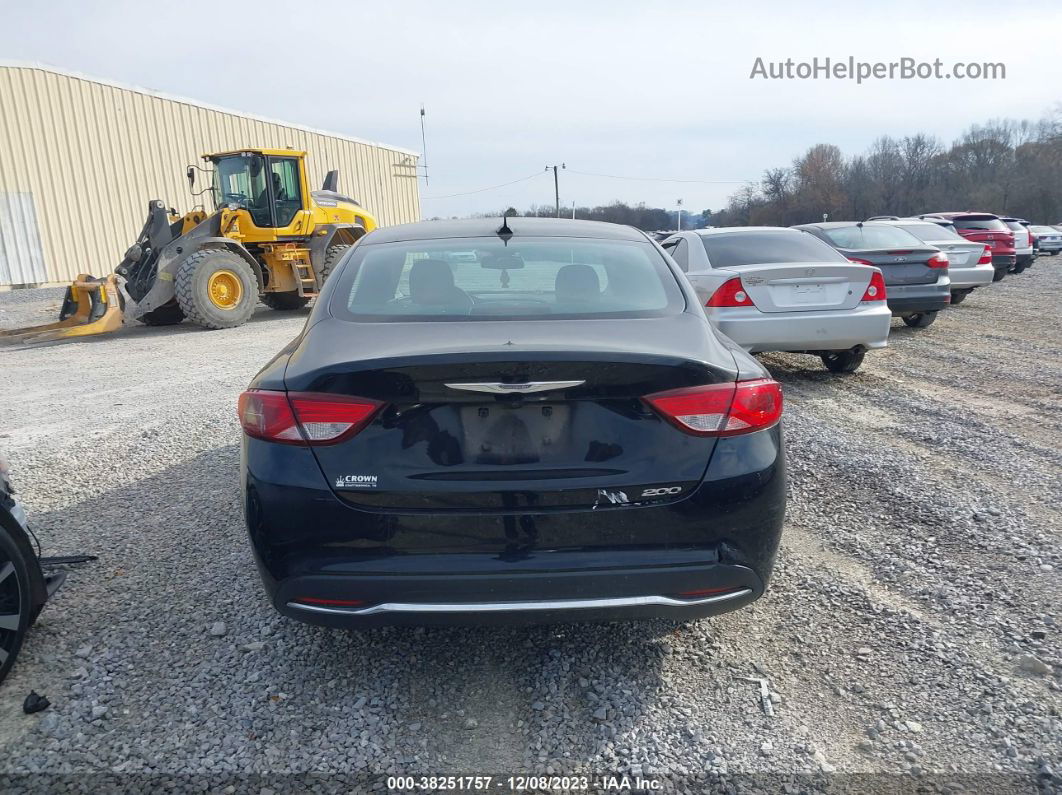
[977,246,992,265]
[238,390,382,445]
[644,378,783,437]
[678,586,745,598]
[860,271,887,302]
[706,277,756,308]
[293,597,366,607]
[848,258,873,265]
[926,252,949,269]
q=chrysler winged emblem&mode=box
[445,381,585,394]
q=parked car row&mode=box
[3,208,1044,667]
[660,208,1047,373]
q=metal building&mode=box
[0,62,421,288]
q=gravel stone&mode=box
[208,621,227,637]
[1018,655,1052,676]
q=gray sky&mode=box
[3,0,1061,219]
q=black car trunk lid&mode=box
[844,247,941,285]
[284,315,736,513]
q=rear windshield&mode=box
[1001,220,1025,232]
[952,216,1008,232]
[699,230,848,267]
[329,236,685,321]
[895,223,963,243]
[1032,226,1058,234]
[821,224,926,250]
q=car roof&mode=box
[793,221,893,229]
[877,218,951,228]
[363,217,649,244]
[928,211,1000,220]
[692,226,803,236]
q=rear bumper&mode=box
[1015,253,1034,267]
[711,303,891,354]
[277,561,763,627]
[992,253,1016,271]
[886,280,950,315]
[948,262,994,289]
[242,426,786,627]
[1038,242,1062,253]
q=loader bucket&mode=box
[0,274,125,344]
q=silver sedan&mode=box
[660,227,891,373]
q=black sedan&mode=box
[794,221,951,328]
[239,218,786,627]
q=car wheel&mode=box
[175,249,258,330]
[950,290,969,305]
[820,349,866,373]
[0,525,39,685]
[903,311,937,328]
[992,268,1006,282]
[1011,262,1026,274]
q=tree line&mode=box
[452,204,710,231]
[514,203,710,230]
[713,111,1062,227]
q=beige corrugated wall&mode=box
[0,63,421,287]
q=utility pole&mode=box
[677,198,684,231]
[546,164,565,217]
[419,104,429,186]
[571,200,576,220]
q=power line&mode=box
[422,171,546,200]
[565,168,753,185]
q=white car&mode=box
[875,218,994,305]
[1001,218,1034,272]
[660,227,891,373]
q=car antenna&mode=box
[497,213,513,241]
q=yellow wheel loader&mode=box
[1,148,376,343]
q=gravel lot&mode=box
[0,264,1059,791]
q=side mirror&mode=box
[186,166,195,190]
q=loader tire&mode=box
[175,249,257,330]
[138,301,185,326]
[317,244,352,287]
[261,292,310,311]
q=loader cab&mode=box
[207,149,312,237]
